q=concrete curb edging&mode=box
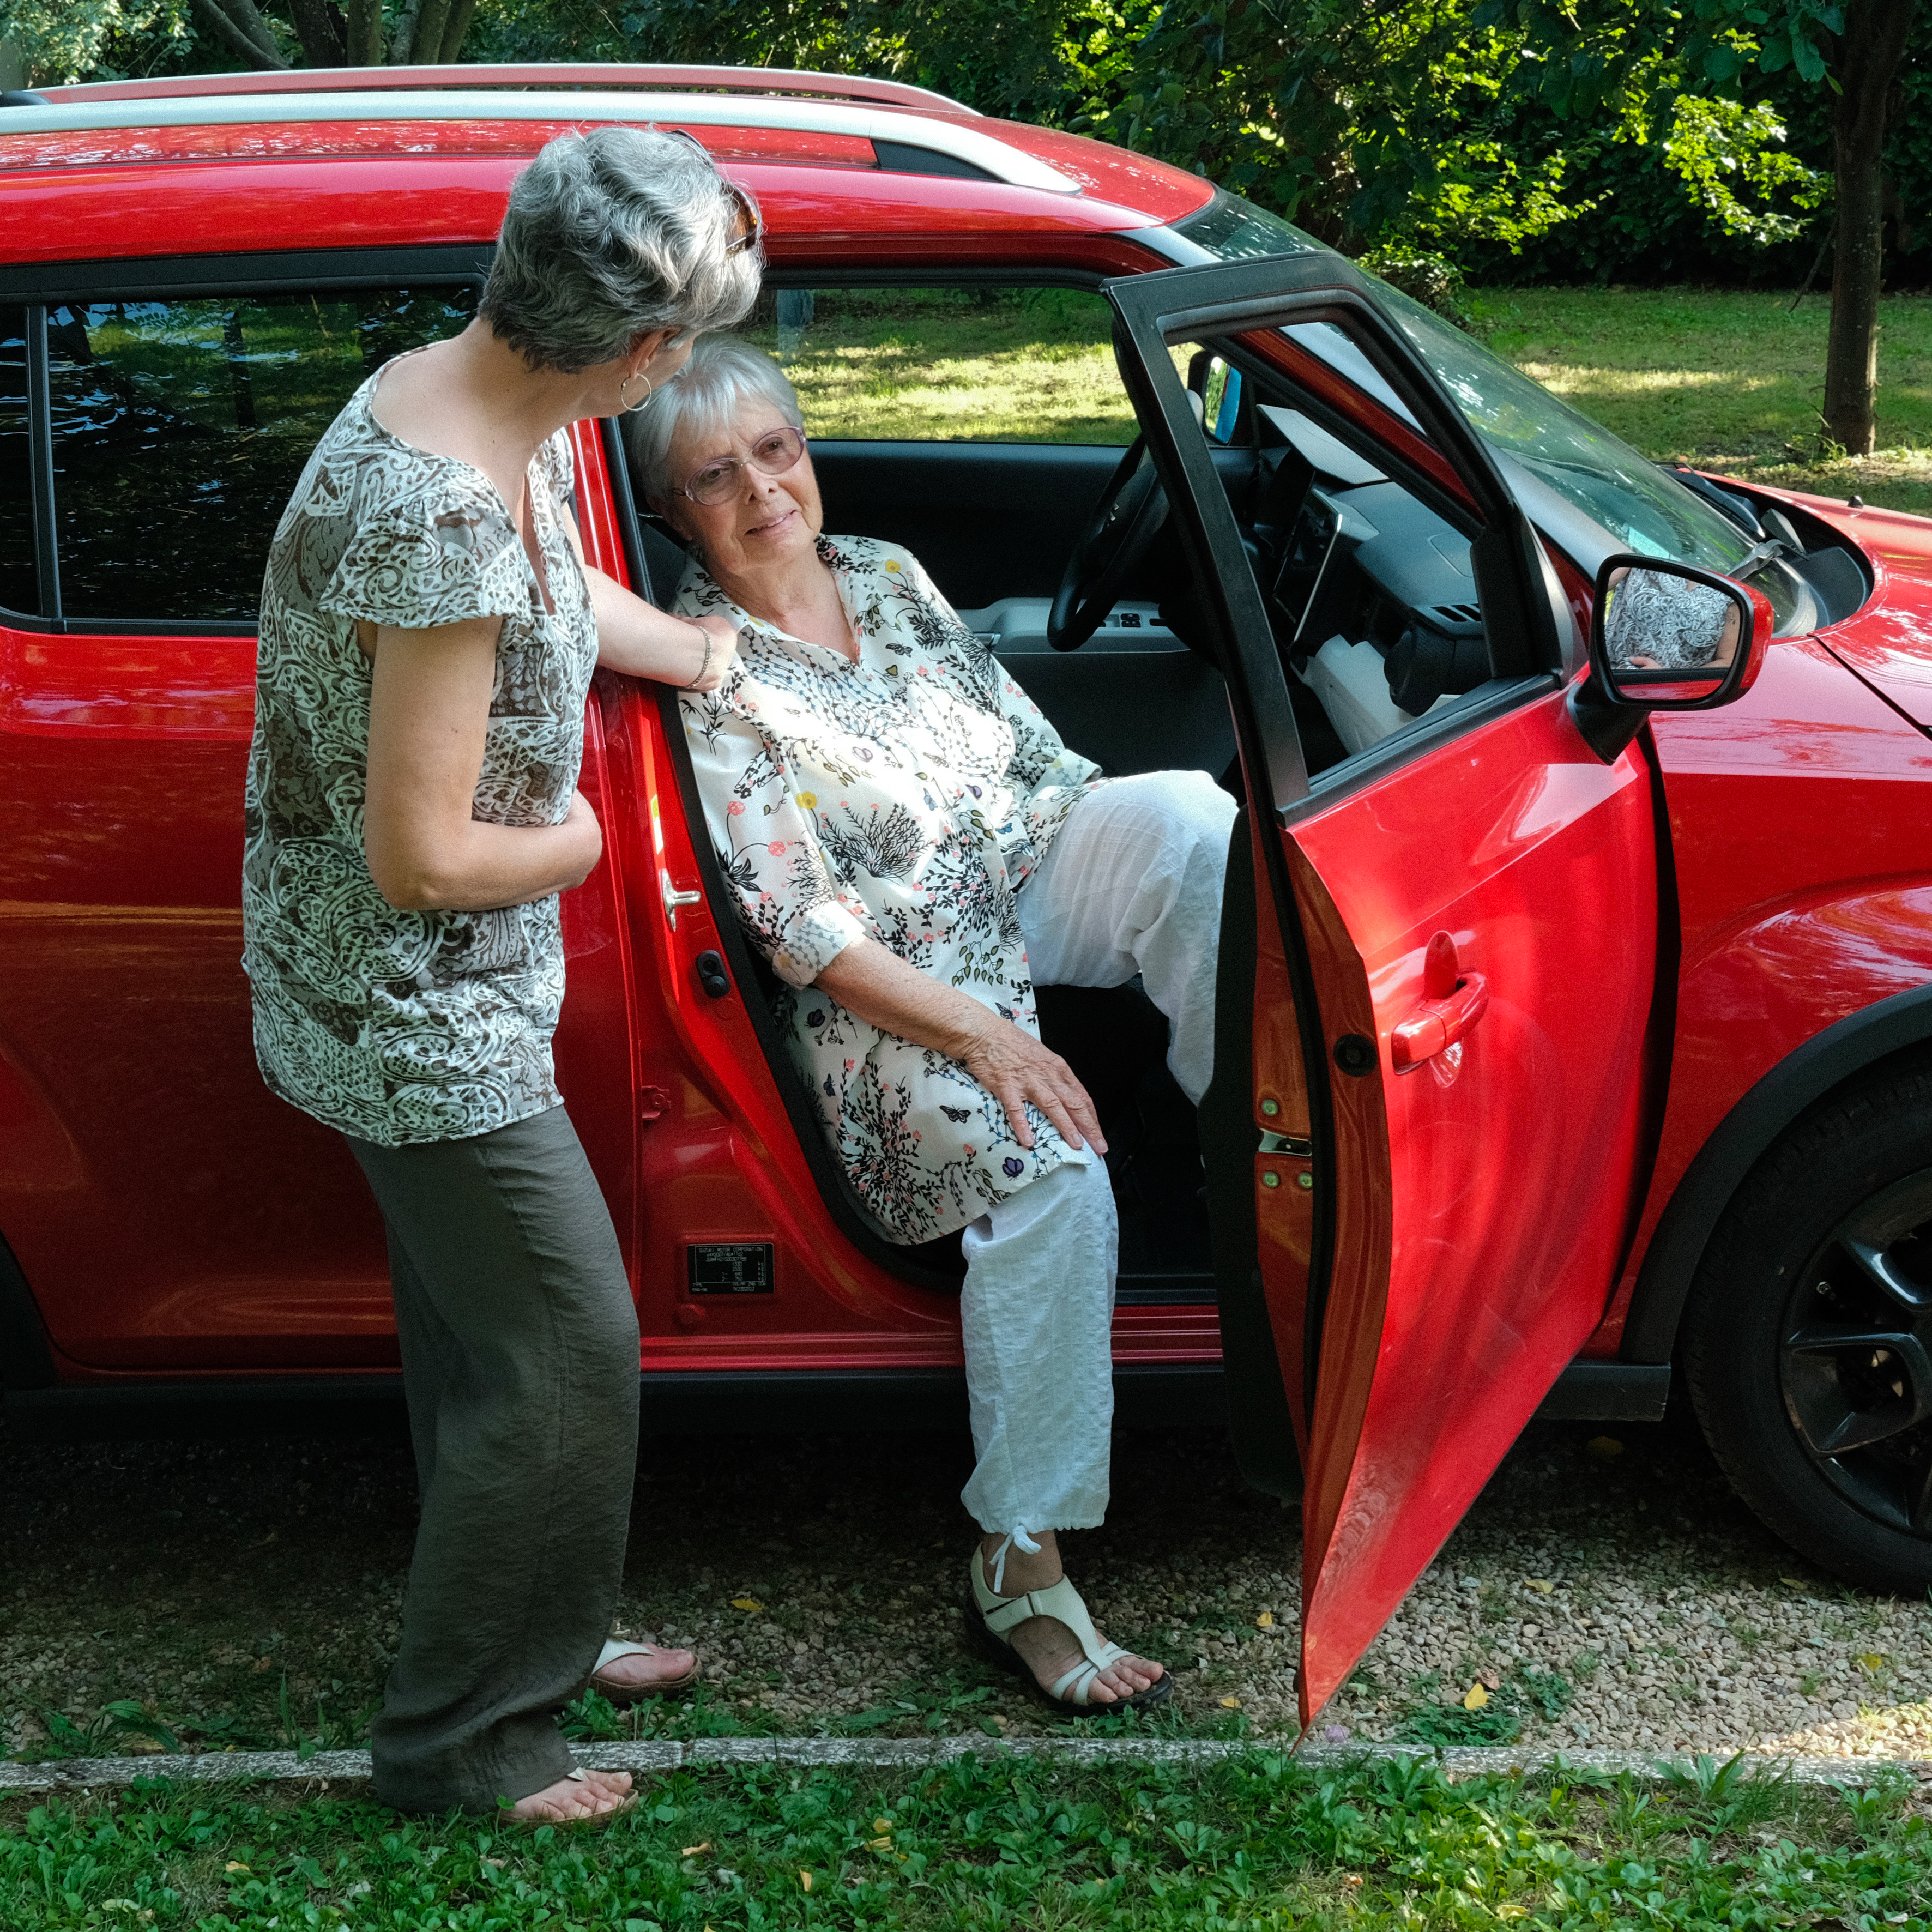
[5,1736,1929,1795]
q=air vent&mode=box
[1425,602,1483,633]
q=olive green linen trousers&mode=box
[347,1104,640,1814]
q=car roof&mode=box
[0,63,1217,259]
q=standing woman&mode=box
[242,128,758,1822]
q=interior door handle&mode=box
[1391,931,1489,1070]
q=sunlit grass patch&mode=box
[1475,286,1932,516]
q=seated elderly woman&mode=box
[628,336,1235,1713]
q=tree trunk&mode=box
[345,0,387,64]
[407,0,452,65]
[438,0,479,62]
[1823,0,1918,455]
[388,0,423,63]
[190,0,289,69]
[288,0,348,66]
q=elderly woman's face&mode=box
[663,396,821,581]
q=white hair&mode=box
[625,334,804,505]
[479,126,760,375]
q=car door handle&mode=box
[1390,931,1489,1070]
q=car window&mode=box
[46,287,476,625]
[740,285,1138,445]
[1,308,37,617]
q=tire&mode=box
[1684,1061,1932,1593]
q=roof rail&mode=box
[42,62,977,118]
[4,86,1081,194]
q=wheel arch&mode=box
[0,1226,57,1391]
[1622,982,1932,1362]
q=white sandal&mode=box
[588,1637,697,1705]
[965,1536,1172,1713]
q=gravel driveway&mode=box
[3,1405,1929,1766]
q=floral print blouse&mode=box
[243,367,596,1146]
[676,536,1105,1241]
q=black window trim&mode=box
[0,245,492,634]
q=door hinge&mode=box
[1258,1130,1312,1157]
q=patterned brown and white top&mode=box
[243,365,596,1146]
[677,535,1105,1242]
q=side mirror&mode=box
[1569,554,1774,762]
[1185,348,1244,443]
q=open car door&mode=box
[1107,259,1665,1728]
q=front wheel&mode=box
[1684,1063,1932,1593]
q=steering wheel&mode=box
[1047,436,1170,651]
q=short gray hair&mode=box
[625,334,803,504]
[480,126,760,374]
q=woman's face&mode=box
[661,395,821,583]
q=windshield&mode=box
[1169,193,1808,626]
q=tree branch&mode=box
[190,0,290,69]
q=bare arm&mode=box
[363,617,603,911]
[581,563,738,690]
[814,938,1106,1155]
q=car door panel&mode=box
[1287,708,1657,1717]
[1106,258,1660,1727]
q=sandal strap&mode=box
[1050,1644,1131,1707]
[594,1639,657,1671]
[971,1567,1115,1674]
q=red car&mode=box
[4,64,1931,1729]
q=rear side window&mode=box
[46,287,475,625]
[0,307,37,616]
[742,286,1137,445]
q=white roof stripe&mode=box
[0,89,1080,195]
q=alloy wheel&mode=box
[1779,1167,1932,1538]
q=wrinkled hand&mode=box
[680,614,741,694]
[957,1011,1107,1157]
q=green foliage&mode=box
[4,1752,1927,1930]
[18,0,1932,292]
[0,0,194,84]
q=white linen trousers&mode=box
[956,768,1237,1543]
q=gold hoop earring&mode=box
[618,370,653,414]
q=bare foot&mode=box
[978,1532,1165,1706]
[505,1767,633,1825]
[592,1644,698,1695]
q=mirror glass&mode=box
[1199,357,1243,443]
[1601,564,1741,701]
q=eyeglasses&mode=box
[680,425,806,506]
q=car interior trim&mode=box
[1622,982,1932,1363]
[1105,267,1350,1408]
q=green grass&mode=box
[1471,286,1932,517]
[5,1752,1928,1930]
[751,282,1932,517]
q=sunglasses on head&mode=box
[659,126,761,256]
